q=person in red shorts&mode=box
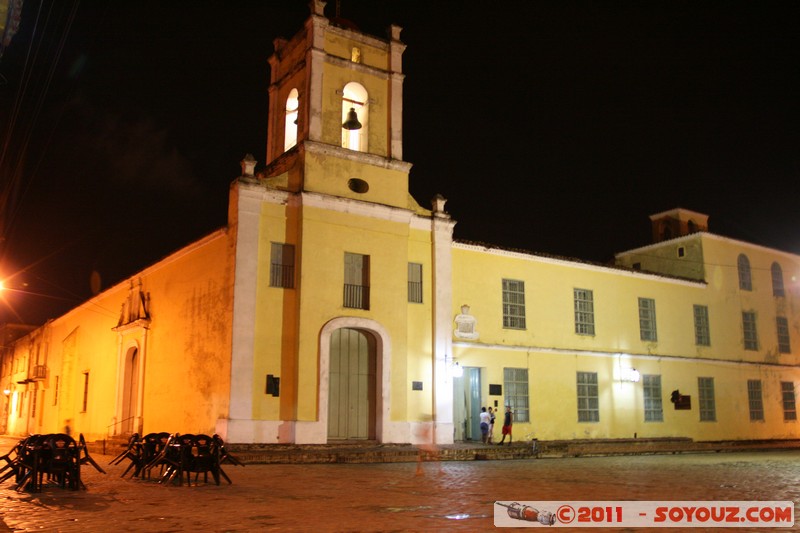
[497,405,512,445]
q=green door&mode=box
[328,328,376,440]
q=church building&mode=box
[2,1,798,447]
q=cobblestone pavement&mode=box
[0,438,798,532]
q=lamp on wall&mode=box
[445,354,464,377]
[621,368,641,383]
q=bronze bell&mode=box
[342,107,362,130]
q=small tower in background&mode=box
[649,208,708,243]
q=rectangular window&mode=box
[407,263,423,303]
[343,252,370,310]
[747,379,764,421]
[698,377,716,422]
[502,279,526,329]
[53,375,59,405]
[577,371,599,422]
[693,305,711,346]
[781,382,797,421]
[269,242,295,288]
[776,317,791,354]
[643,374,663,422]
[574,288,595,336]
[503,368,529,423]
[82,372,90,413]
[31,390,37,418]
[742,311,758,351]
[638,297,657,341]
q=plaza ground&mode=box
[0,435,798,532]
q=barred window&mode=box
[698,377,716,422]
[693,304,711,346]
[776,317,791,354]
[771,262,785,297]
[269,243,295,288]
[577,371,599,422]
[574,288,595,336]
[82,372,90,413]
[408,263,423,303]
[781,382,797,421]
[638,297,657,342]
[643,374,663,422]
[737,254,752,291]
[502,279,526,329]
[503,368,529,422]
[742,312,758,351]
[747,379,764,421]
[344,252,370,310]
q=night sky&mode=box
[1,0,798,324]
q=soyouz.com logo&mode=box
[493,501,794,528]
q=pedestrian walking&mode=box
[487,407,496,444]
[479,407,490,444]
[498,406,512,445]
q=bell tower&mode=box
[226,1,456,447]
[263,0,411,206]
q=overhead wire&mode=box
[0,1,80,248]
[0,0,47,240]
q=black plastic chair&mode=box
[77,434,106,477]
[213,433,244,484]
[183,434,220,486]
[43,433,79,489]
[15,434,47,492]
[143,433,182,484]
[140,432,170,480]
[110,433,142,478]
[0,439,24,484]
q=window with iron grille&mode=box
[747,379,764,421]
[503,368,529,422]
[742,311,758,351]
[269,243,295,288]
[577,371,599,422]
[771,262,785,297]
[344,252,370,310]
[638,297,657,342]
[776,317,791,354]
[574,288,595,335]
[737,254,752,291]
[698,377,716,421]
[781,382,797,421]
[502,279,526,329]
[693,304,710,346]
[82,372,90,413]
[408,263,423,303]
[643,374,663,422]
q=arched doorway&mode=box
[327,328,376,440]
[121,347,140,435]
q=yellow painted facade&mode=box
[1,3,798,446]
[1,232,233,442]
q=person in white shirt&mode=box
[479,407,491,444]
